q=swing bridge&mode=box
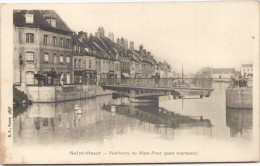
[100,78,214,103]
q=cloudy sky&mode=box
[55,1,258,73]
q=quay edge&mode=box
[15,85,113,103]
[226,87,252,109]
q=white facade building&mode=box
[241,64,253,78]
[212,68,235,81]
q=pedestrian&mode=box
[157,73,160,87]
[154,73,158,87]
[238,76,242,87]
[230,76,234,89]
[60,73,64,86]
[243,75,247,87]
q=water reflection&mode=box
[102,103,214,139]
[13,82,253,146]
[14,96,125,145]
[226,108,252,138]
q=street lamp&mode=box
[19,55,23,85]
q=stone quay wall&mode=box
[226,88,252,109]
[24,85,112,103]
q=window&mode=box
[83,60,86,69]
[115,64,118,71]
[73,46,77,52]
[25,13,34,24]
[66,39,71,48]
[50,18,56,27]
[26,71,34,85]
[78,59,81,69]
[53,54,57,64]
[60,72,64,84]
[60,38,64,47]
[66,56,70,63]
[66,72,70,84]
[96,62,100,70]
[26,33,34,43]
[53,36,57,46]
[25,52,34,62]
[89,60,92,69]
[74,59,77,69]
[44,53,49,62]
[80,47,83,54]
[44,35,48,45]
[45,18,56,27]
[60,55,64,63]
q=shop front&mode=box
[85,70,96,85]
[74,70,84,84]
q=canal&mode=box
[13,82,255,162]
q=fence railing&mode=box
[100,78,213,89]
[14,78,213,89]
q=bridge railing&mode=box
[100,78,213,89]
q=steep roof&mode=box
[13,10,72,35]
[242,64,253,67]
[212,68,235,74]
[72,33,84,47]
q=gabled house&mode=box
[136,45,154,78]
[72,31,96,85]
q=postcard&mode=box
[1,1,259,164]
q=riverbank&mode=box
[15,85,113,103]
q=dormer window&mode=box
[45,17,56,27]
[25,13,34,24]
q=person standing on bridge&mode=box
[154,73,158,87]
[157,73,161,87]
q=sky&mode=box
[55,1,258,73]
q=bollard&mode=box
[76,108,83,120]
[77,109,82,114]
[111,106,116,113]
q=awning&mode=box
[122,73,130,78]
[74,71,84,75]
[85,70,96,74]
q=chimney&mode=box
[108,32,114,42]
[139,45,143,52]
[78,31,88,40]
[121,37,125,45]
[147,51,151,56]
[125,39,128,48]
[130,41,134,50]
[96,27,102,38]
[101,27,105,37]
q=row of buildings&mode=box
[13,10,172,86]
